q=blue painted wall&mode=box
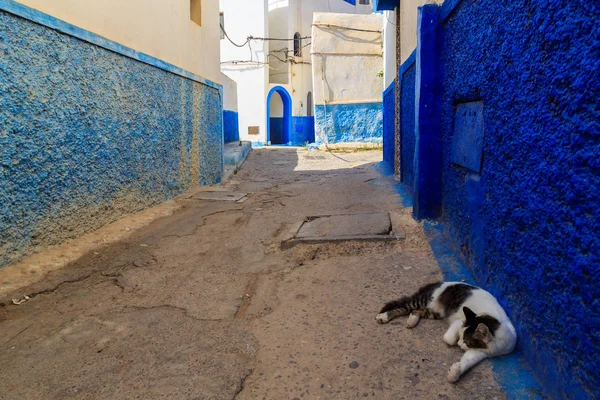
[382,82,395,168]
[400,64,416,191]
[292,116,315,145]
[223,110,239,143]
[314,102,383,144]
[412,5,443,220]
[270,117,314,146]
[404,0,599,397]
[0,10,223,268]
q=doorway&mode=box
[266,86,292,145]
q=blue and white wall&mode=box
[395,1,599,397]
[0,0,224,269]
[222,73,239,143]
[312,13,384,144]
[221,0,372,146]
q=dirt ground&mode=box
[0,148,505,399]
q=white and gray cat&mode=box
[376,281,517,382]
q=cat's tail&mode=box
[379,296,413,315]
[379,281,442,314]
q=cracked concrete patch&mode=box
[192,191,249,202]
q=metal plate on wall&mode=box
[451,101,484,173]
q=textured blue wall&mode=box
[382,82,395,167]
[0,11,223,268]
[314,102,383,144]
[413,5,443,220]
[400,65,416,191]
[223,110,239,143]
[292,116,315,145]
[437,0,599,397]
[269,117,314,146]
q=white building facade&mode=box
[311,12,384,144]
[220,0,373,146]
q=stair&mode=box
[222,141,252,181]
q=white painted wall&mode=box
[383,10,397,89]
[269,93,284,117]
[220,0,374,143]
[220,0,269,142]
[267,0,374,118]
[399,0,444,63]
[16,0,221,83]
[268,1,290,84]
[221,73,238,112]
[312,13,383,105]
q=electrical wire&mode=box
[312,23,382,33]
[251,35,311,41]
[220,24,250,47]
[385,12,396,26]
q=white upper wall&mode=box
[399,0,444,63]
[16,0,222,84]
[267,0,374,116]
[383,10,396,88]
[221,73,238,112]
[312,13,383,105]
[220,0,269,142]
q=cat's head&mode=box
[458,306,501,350]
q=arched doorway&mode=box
[266,86,292,145]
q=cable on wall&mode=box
[311,23,382,33]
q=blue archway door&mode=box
[266,86,293,145]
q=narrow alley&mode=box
[0,149,506,399]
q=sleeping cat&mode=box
[375,281,517,382]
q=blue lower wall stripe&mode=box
[314,102,383,144]
[382,82,395,167]
[223,110,239,143]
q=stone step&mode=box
[222,141,252,182]
[223,141,252,168]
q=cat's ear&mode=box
[472,323,492,343]
[463,306,477,321]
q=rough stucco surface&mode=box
[440,0,599,398]
[292,117,315,146]
[382,82,395,167]
[400,65,416,191]
[314,103,383,144]
[0,11,223,269]
[223,110,239,143]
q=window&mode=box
[220,12,224,39]
[293,32,301,57]
[190,0,201,26]
[359,0,370,5]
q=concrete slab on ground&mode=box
[281,212,405,249]
[297,212,391,238]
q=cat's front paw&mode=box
[447,363,462,383]
[443,331,458,346]
[375,313,389,324]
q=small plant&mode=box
[376,70,384,78]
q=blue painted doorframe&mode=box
[266,86,292,145]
